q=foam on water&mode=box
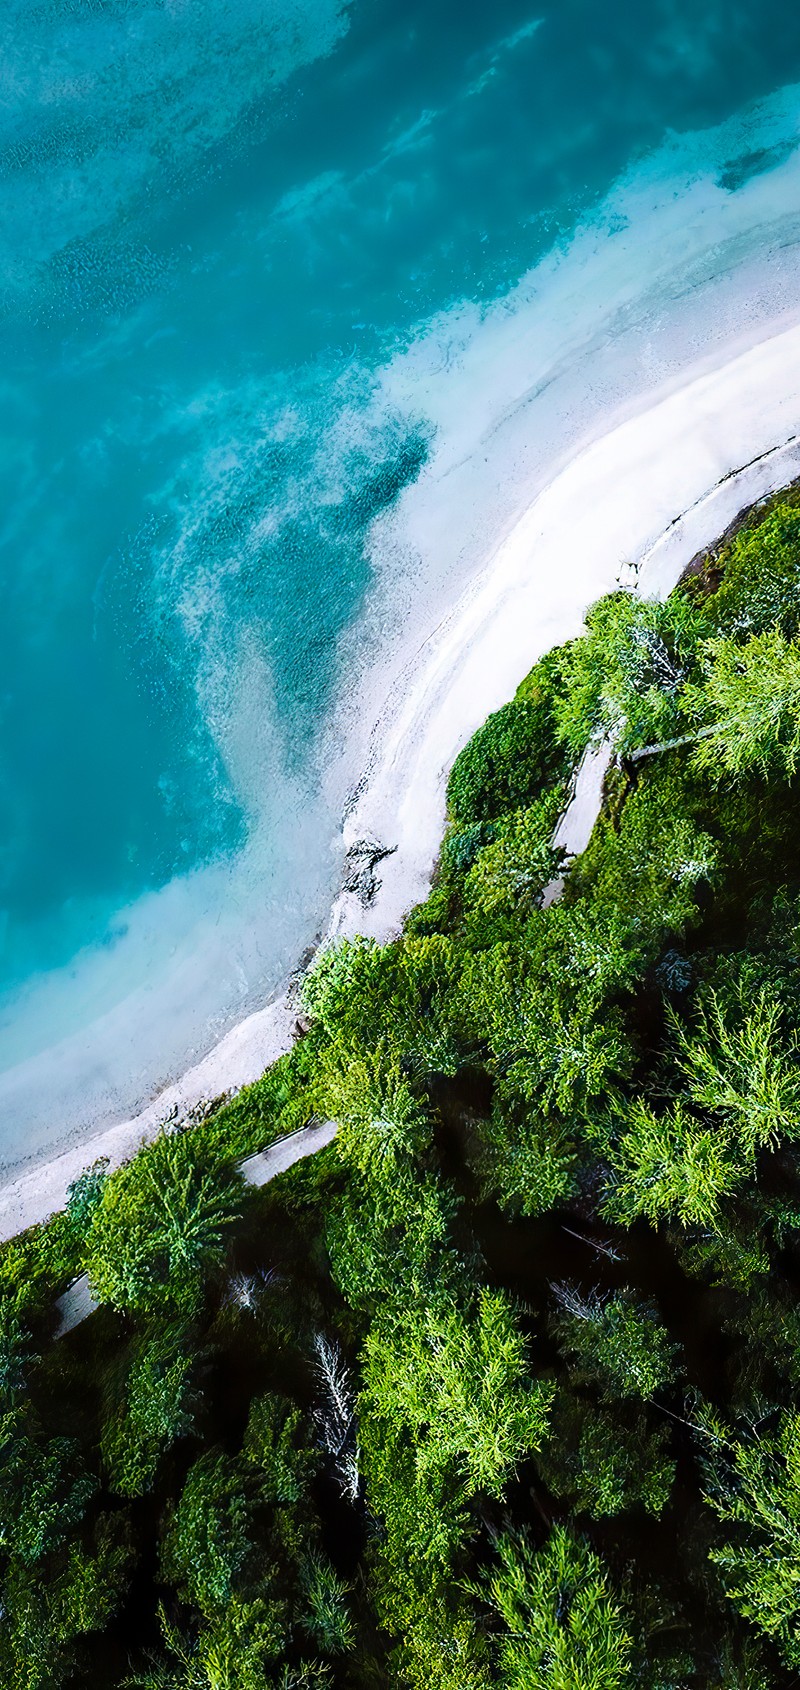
[4,1,800,1170]
[330,86,800,780]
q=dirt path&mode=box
[54,1118,339,1339]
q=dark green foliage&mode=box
[0,1306,94,1571]
[0,1515,134,1690]
[440,817,493,877]
[299,1551,354,1654]
[675,1211,771,1291]
[243,1392,315,1504]
[161,1448,252,1615]
[700,1409,800,1669]
[0,1299,134,1686]
[461,790,564,947]
[327,1159,460,1311]
[475,1091,577,1216]
[703,494,800,639]
[66,1157,109,1236]
[538,1391,676,1517]
[1,1434,95,1566]
[101,1323,199,1496]
[447,661,567,825]
[568,760,717,964]
[10,492,800,1686]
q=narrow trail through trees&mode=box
[54,1118,339,1337]
[54,753,607,1341]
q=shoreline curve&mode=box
[3,316,800,1242]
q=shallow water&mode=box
[3,0,800,1165]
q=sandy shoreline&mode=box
[3,316,800,1243]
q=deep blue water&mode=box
[3,0,800,1162]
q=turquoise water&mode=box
[4,0,800,1163]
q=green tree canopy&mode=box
[483,1526,635,1689]
[86,1131,241,1315]
[550,1285,679,1401]
[364,1287,552,1498]
[554,588,707,757]
[161,1449,253,1618]
[689,628,800,782]
[701,1408,800,1669]
[705,497,800,639]
[101,1323,200,1496]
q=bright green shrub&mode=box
[360,1289,552,1690]
[600,1098,742,1230]
[689,628,800,782]
[483,1526,635,1690]
[198,1043,318,1161]
[85,1132,241,1315]
[553,588,708,757]
[126,1597,287,1690]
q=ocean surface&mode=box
[4,0,800,1169]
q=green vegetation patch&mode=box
[7,490,800,1687]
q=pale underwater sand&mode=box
[2,314,800,1242]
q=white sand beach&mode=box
[2,316,800,1243]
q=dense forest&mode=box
[6,488,800,1687]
